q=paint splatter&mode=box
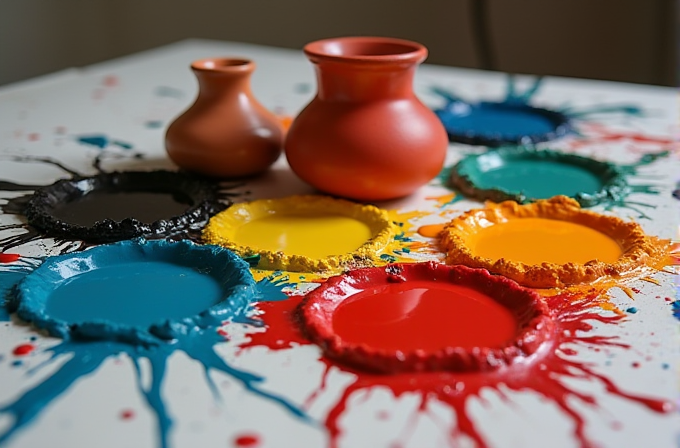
[12,344,35,356]
[0,253,20,263]
[445,146,668,217]
[0,155,243,251]
[233,433,261,447]
[76,134,133,150]
[0,241,309,448]
[431,76,646,147]
[238,290,673,448]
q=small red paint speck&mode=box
[376,410,390,420]
[120,409,135,420]
[13,344,35,356]
[631,362,641,368]
[27,133,40,141]
[217,328,229,338]
[233,434,260,447]
[103,75,119,87]
[0,253,20,263]
[55,126,67,135]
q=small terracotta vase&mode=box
[284,37,448,201]
[165,58,283,178]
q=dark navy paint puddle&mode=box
[0,240,308,448]
[446,147,668,217]
[431,76,645,147]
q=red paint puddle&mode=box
[120,409,135,420]
[239,292,674,448]
[331,281,517,352]
[13,344,35,356]
[0,253,20,263]
[233,433,261,447]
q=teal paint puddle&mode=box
[447,147,668,218]
[0,240,308,448]
[45,262,224,328]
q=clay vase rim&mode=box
[303,36,428,65]
[190,57,254,73]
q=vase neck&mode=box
[313,62,417,102]
[193,70,252,99]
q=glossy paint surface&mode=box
[234,214,372,258]
[469,217,622,265]
[332,280,517,351]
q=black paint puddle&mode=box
[0,157,243,250]
[25,170,233,243]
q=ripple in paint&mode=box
[0,239,308,448]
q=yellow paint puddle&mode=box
[235,213,372,259]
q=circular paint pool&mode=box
[439,196,668,288]
[298,262,553,373]
[10,239,256,344]
[202,195,395,272]
[450,148,626,206]
[435,101,571,146]
[25,170,229,243]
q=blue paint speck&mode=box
[76,134,133,150]
[625,307,638,314]
[11,360,23,367]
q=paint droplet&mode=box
[103,75,119,87]
[376,410,390,420]
[27,133,40,141]
[631,361,640,368]
[11,360,23,367]
[417,223,445,238]
[662,363,669,369]
[120,409,135,420]
[77,134,109,149]
[0,253,21,263]
[145,120,164,129]
[233,433,260,447]
[625,307,638,314]
[13,344,35,356]
[217,328,229,338]
[55,126,67,135]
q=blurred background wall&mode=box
[0,0,676,87]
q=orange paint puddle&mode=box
[468,217,622,266]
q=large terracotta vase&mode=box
[166,58,283,178]
[285,37,448,201]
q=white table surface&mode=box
[0,39,678,448]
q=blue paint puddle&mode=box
[431,75,644,147]
[431,77,571,146]
[0,240,309,448]
[76,134,133,150]
[45,262,224,328]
